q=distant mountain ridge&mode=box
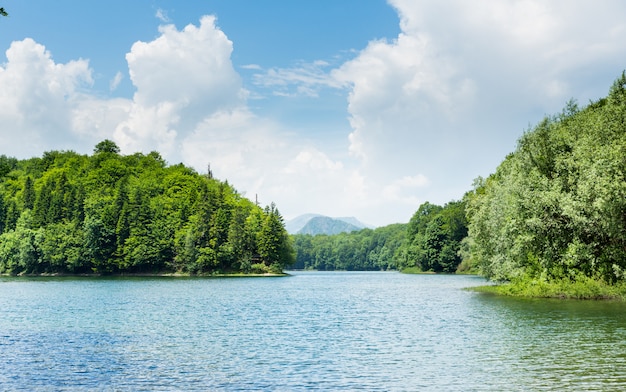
[285,213,322,233]
[286,214,372,235]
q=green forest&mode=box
[290,72,626,297]
[290,200,468,273]
[2,73,626,295]
[465,73,626,289]
[0,141,294,275]
[291,223,406,271]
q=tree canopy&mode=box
[291,223,406,271]
[290,199,468,273]
[466,72,626,284]
[0,144,294,275]
[400,200,468,273]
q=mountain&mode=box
[285,213,322,234]
[286,214,372,235]
[298,216,363,235]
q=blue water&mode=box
[1,272,626,391]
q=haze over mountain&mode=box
[286,214,371,235]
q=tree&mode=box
[0,155,17,178]
[258,203,294,271]
[402,201,467,273]
[83,216,115,272]
[22,177,35,210]
[0,7,7,17]
[466,72,626,284]
[291,223,406,271]
[94,139,120,155]
[0,142,292,275]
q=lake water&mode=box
[1,272,626,391]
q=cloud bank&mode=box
[1,1,626,226]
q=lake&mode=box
[1,272,626,391]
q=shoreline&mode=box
[0,272,289,278]
[468,278,626,301]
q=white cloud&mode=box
[0,38,94,156]
[127,16,242,109]
[2,2,626,227]
[284,148,343,174]
[241,64,262,70]
[0,16,249,162]
[115,15,247,158]
[109,71,123,91]
[253,59,343,97]
[382,174,430,204]
[328,0,626,218]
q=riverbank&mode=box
[0,272,289,278]
[400,267,480,275]
[470,276,626,300]
[399,267,436,274]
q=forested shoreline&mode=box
[291,223,406,271]
[461,72,626,298]
[291,73,626,298]
[2,73,626,298]
[290,200,468,273]
[0,141,294,275]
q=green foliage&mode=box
[94,139,121,155]
[401,201,468,273]
[291,223,406,271]
[466,73,626,285]
[258,203,295,269]
[471,274,626,300]
[0,143,293,275]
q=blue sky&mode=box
[1,1,625,226]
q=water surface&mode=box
[1,272,625,390]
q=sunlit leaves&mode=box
[467,73,626,283]
[0,142,294,275]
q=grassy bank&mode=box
[400,267,435,274]
[470,276,626,300]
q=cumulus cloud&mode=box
[331,0,626,213]
[2,2,626,226]
[382,174,430,205]
[115,15,247,157]
[244,0,626,223]
[0,15,249,162]
[0,38,94,156]
[179,108,358,219]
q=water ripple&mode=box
[1,273,626,390]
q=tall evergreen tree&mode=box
[23,177,35,210]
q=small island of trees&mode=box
[0,141,294,275]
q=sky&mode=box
[1,1,625,227]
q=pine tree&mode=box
[23,177,35,210]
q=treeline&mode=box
[399,201,468,273]
[292,73,626,286]
[291,224,406,270]
[465,72,626,284]
[291,200,468,273]
[0,141,294,275]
